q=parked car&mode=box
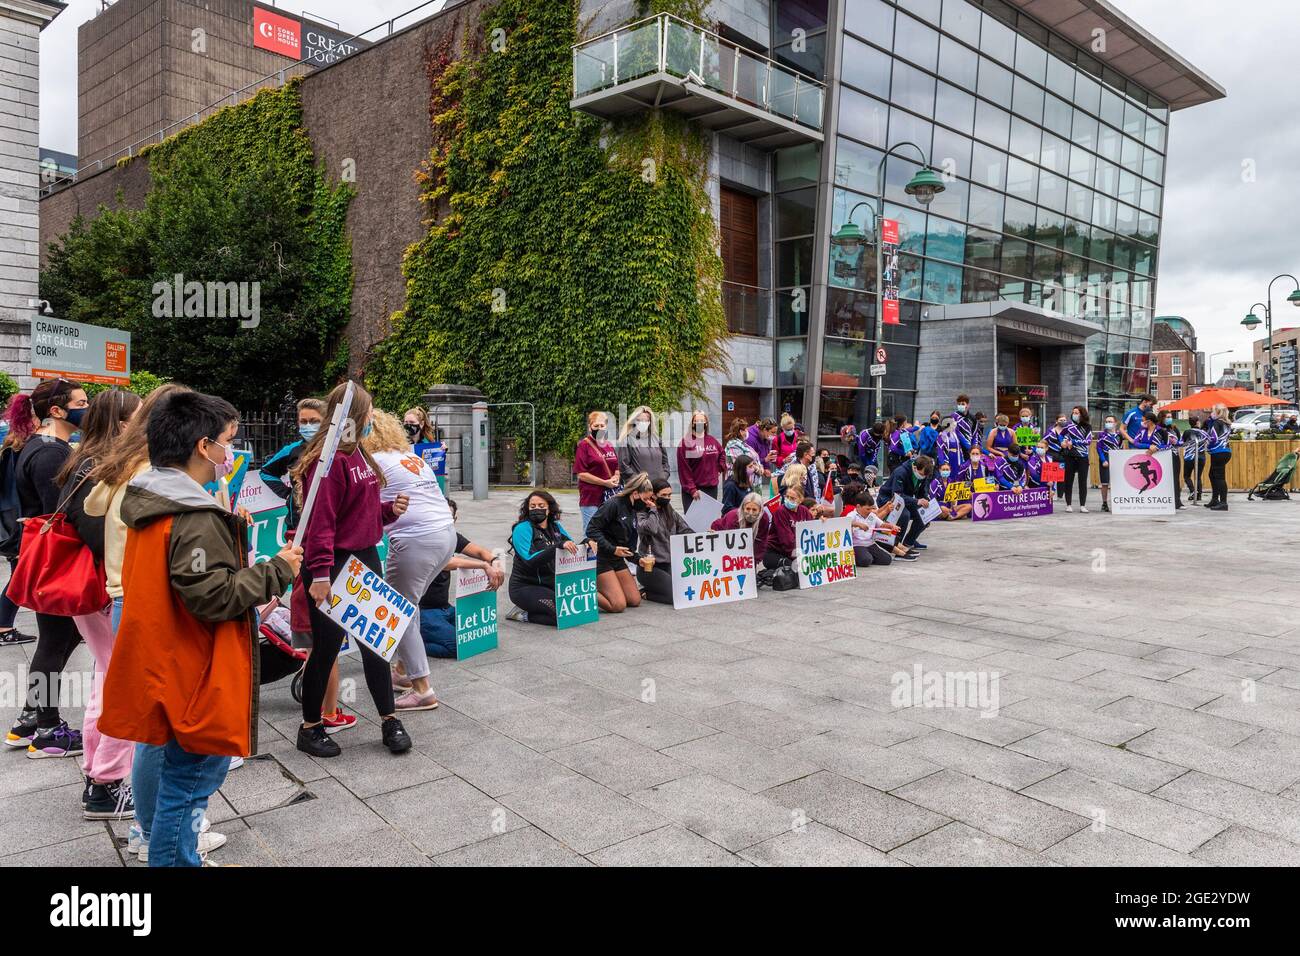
[1231,409,1300,435]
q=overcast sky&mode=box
[35,0,1299,382]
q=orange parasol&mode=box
[1160,387,1288,412]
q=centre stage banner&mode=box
[971,486,1054,521]
[669,529,756,610]
[795,517,856,589]
[1109,450,1176,515]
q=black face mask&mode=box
[657,496,673,511]
[404,422,421,440]
[632,498,649,512]
[528,509,548,525]
[930,418,940,426]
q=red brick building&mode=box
[1150,322,1199,405]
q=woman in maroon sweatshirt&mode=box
[676,411,725,511]
[291,382,410,760]
[764,482,814,570]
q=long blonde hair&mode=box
[363,408,410,455]
[619,405,656,442]
[782,462,807,491]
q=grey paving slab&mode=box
[1008,729,1185,793]
[993,672,1126,709]
[783,730,940,791]
[999,697,1152,746]
[764,770,949,851]
[895,729,1062,791]
[500,775,668,855]
[1076,670,1223,710]
[586,825,748,866]
[694,700,823,747]
[1126,728,1300,794]
[1044,826,1208,867]
[628,773,794,852]
[1022,770,1229,853]
[739,821,904,866]
[893,770,1090,851]
[546,733,691,794]
[898,703,1045,746]
[433,826,592,866]
[0,782,105,856]
[481,703,609,753]
[890,821,1055,866]
[366,776,528,856]
[244,778,392,861]
[1190,826,1300,867]
[595,702,718,750]
[1153,771,1300,845]
[0,830,124,867]
[1098,697,1258,748]
[664,732,820,792]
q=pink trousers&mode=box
[73,605,134,782]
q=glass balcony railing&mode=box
[572,13,825,133]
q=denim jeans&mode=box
[132,741,166,842]
[420,606,456,658]
[148,739,230,868]
[579,505,598,534]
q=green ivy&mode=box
[40,80,354,408]
[368,0,726,454]
[83,370,170,400]
[0,372,17,406]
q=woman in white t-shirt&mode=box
[363,410,459,710]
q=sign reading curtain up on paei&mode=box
[30,318,131,386]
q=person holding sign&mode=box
[984,414,1016,460]
[935,459,973,520]
[402,406,437,445]
[99,392,303,867]
[290,382,413,759]
[844,491,897,567]
[959,448,993,486]
[711,492,772,561]
[364,411,459,712]
[676,411,725,512]
[506,491,576,625]
[584,473,655,613]
[879,455,934,560]
[1060,407,1093,513]
[635,479,692,604]
[995,444,1029,492]
[764,482,816,569]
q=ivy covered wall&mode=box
[40,80,353,407]
[367,0,727,454]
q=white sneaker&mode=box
[228,756,244,770]
[505,606,529,623]
[135,816,225,862]
[1066,504,1075,513]
[1079,506,1089,513]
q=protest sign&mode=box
[669,529,756,610]
[238,469,282,515]
[795,517,856,589]
[555,547,599,629]
[1109,450,1176,516]
[1041,460,1065,483]
[1015,426,1040,448]
[971,486,1053,521]
[414,441,447,493]
[944,481,972,503]
[683,492,724,534]
[455,568,498,660]
[317,554,416,662]
[919,499,943,524]
[973,477,998,492]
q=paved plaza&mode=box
[4,489,1300,867]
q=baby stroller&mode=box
[1247,452,1298,501]
[258,596,309,702]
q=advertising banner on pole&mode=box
[795,517,856,589]
[1109,450,1176,515]
[881,219,900,325]
[971,486,1054,521]
[669,530,756,610]
[30,317,131,385]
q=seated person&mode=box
[711,492,772,560]
[961,448,993,486]
[933,459,972,520]
[879,454,934,560]
[994,444,1030,492]
[765,481,815,570]
[842,491,898,567]
[419,498,505,654]
[504,491,577,626]
[635,479,691,605]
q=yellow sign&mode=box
[973,478,998,493]
[944,481,972,503]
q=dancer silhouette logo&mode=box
[1123,454,1163,493]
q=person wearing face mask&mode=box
[711,491,773,562]
[745,417,780,484]
[260,397,325,530]
[8,378,91,760]
[402,406,436,445]
[290,382,413,759]
[857,420,886,471]
[1151,411,1184,510]
[932,460,972,520]
[1121,393,1156,447]
[505,492,576,626]
[617,406,670,484]
[635,479,692,604]
[973,412,989,450]
[1095,415,1122,512]
[953,394,976,458]
[885,415,915,470]
[1061,406,1093,513]
[1182,415,1208,503]
[1042,414,1068,499]
[770,413,802,471]
[960,447,992,486]
[764,481,816,570]
[1204,402,1233,511]
[585,472,654,612]
[879,454,933,560]
[916,411,941,458]
[995,444,1029,492]
[677,411,725,511]
[722,454,757,512]
[724,418,762,487]
[1130,410,1160,450]
[574,410,620,532]
[985,414,1016,460]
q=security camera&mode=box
[27,299,53,315]
[682,69,705,86]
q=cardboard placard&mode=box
[1109,450,1176,516]
[669,529,756,610]
[317,554,415,662]
[555,547,599,629]
[1041,460,1065,483]
[943,481,972,503]
[455,568,498,660]
[971,487,1054,521]
[794,517,856,589]
[683,491,724,534]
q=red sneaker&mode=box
[321,710,357,735]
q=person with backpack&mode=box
[58,389,142,819]
[0,392,38,646]
[99,390,302,867]
[6,378,90,758]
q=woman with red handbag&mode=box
[58,389,142,818]
[5,378,90,759]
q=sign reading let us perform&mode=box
[30,318,131,386]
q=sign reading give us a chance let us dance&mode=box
[795,517,856,589]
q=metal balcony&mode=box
[571,14,824,150]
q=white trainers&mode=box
[1066,504,1075,513]
[1079,506,1090,513]
[135,816,226,862]
[228,756,244,770]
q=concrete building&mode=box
[1,0,64,390]
[1252,328,1300,404]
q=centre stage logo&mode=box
[1123,454,1163,493]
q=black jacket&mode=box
[880,462,926,503]
[585,495,640,561]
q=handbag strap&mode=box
[49,460,95,522]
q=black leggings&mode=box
[1208,452,1231,505]
[1185,456,1205,494]
[637,566,673,605]
[510,583,558,626]
[301,547,395,725]
[1169,454,1182,507]
[763,549,791,570]
[1063,456,1088,505]
[27,613,83,728]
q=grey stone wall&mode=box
[916,316,997,420]
[709,0,770,49]
[1,11,42,389]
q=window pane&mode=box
[942,0,980,43]
[967,186,1004,232]
[819,389,873,434]
[963,267,1002,302]
[977,57,1013,107]
[776,142,821,190]
[1121,134,1142,173]
[823,338,868,388]
[1004,196,1036,239]
[1122,100,1145,137]
[938,35,978,90]
[887,108,933,154]
[776,187,817,237]
[776,339,807,387]
[1092,194,1117,231]
[898,0,941,26]
[1066,181,1093,220]
[1116,201,1139,239]
[979,13,1015,66]
[1038,170,1067,212]
[833,137,882,193]
[840,87,888,146]
[973,100,1010,148]
[1045,56,1074,100]
[1142,148,1164,182]
[1036,205,1065,245]
[1001,238,1031,278]
[777,237,814,287]
[926,173,968,221]
[891,61,936,115]
[826,288,874,339]
[1144,117,1166,154]
[1069,145,1095,187]
[1100,88,1125,128]
[1006,156,1038,201]
[1009,117,1040,163]
[1117,170,1140,206]
[1075,73,1101,114]
[1014,36,1047,82]
[1043,93,1072,137]
[883,201,926,257]
[1095,158,1119,195]
[777,290,810,336]
[932,112,973,175]
[971,142,1006,189]
[1072,110,1098,151]
[924,213,966,263]
[1039,132,1069,177]
[922,260,963,303]
[845,0,893,42]
[1011,77,1043,122]
[1063,217,1088,256]
[842,36,892,98]
[894,13,938,70]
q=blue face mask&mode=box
[782,498,798,511]
[299,424,320,442]
[361,421,373,439]
[69,432,82,445]
[66,407,86,427]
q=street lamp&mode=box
[1242,273,1300,398]
[1208,349,1233,386]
